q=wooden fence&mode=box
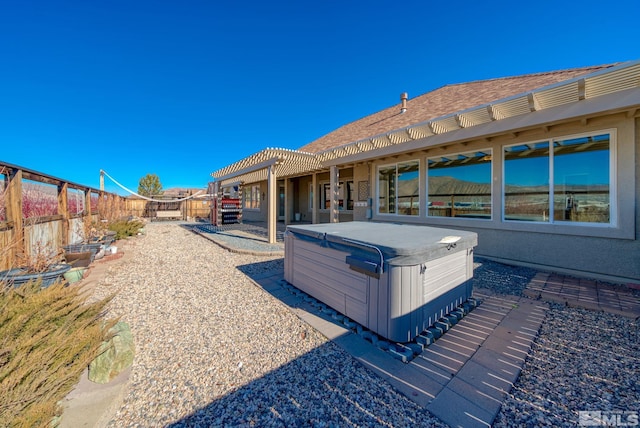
[0,162,213,271]
[0,162,128,271]
[125,197,211,221]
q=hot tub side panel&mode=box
[284,234,374,327]
[386,248,474,342]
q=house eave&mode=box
[210,60,640,181]
[323,87,640,166]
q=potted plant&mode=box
[63,242,102,263]
[84,217,117,246]
[0,241,71,288]
[64,216,112,263]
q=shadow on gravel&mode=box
[164,258,539,427]
[236,260,284,278]
[473,256,538,296]
[169,260,440,426]
[179,222,286,242]
[164,341,439,427]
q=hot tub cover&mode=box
[285,222,477,266]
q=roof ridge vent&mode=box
[400,92,408,113]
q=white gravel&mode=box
[493,304,639,427]
[90,223,445,427]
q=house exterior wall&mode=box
[297,175,313,222]
[353,163,371,220]
[293,169,355,223]
[351,112,639,282]
[241,181,267,222]
[233,114,638,282]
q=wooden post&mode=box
[83,189,92,242]
[107,194,115,221]
[267,164,277,243]
[58,182,69,245]
[311,173,317,224]
[283,178,290,225]
[98,191,105,221]
[6,168,24,260]
[84,189,92,217]
[450,194,456,217]
[215,182,221,226]
[118,195,125,219]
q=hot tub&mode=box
[284,222,478,342]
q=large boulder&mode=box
[88,321,134,384]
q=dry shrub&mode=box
[108,219,145,240]
[0,281,115,427]
[13,241,64,274]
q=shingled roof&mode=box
[213,61,640,184]
[298,64,617,154]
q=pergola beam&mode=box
[214,157,281,183]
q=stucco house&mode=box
[211,60,640,283]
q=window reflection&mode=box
[504,142,550,221]
[378,165,396,214]
[503,132,611,224]
[428,150,492,219]
[321,181,354,210]
[553,134,610,223]
[397,162,419,215]
[243,184,261,209]
[377,161,419,215]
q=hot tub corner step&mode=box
[416,332,435,347]
[342,317,357,329]
[468,297,481,308]
[404,342,425,354]
[428,326,444,340]
[434,320,451,332]
[444,314,459,326]
[389,344,415,363]
[451,308,465,320]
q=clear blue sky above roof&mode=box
[0,0,638,195]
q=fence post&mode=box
[98,191,105,221]
[84,188,92,217]
[58,182,69,246]
[5,168,24,261]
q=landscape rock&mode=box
[88,321,135,384]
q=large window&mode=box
[377,161,419,215]
[243,184,261,209]
[553,134,611,223]
[504,142,550,221]
[427,150,492,219]
[320,180,354,210]
[504,131,612,224]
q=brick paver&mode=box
[523,272,640,318]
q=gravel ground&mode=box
[474,261,640,427]
[472,257,539,296]
[90,223,640,427]
[493,304,639,427]
[90,223,446,427]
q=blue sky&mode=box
[1,1,639,195]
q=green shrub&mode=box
[107,219,144,240]
[0,280,115,427]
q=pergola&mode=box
[211,148,325,243]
